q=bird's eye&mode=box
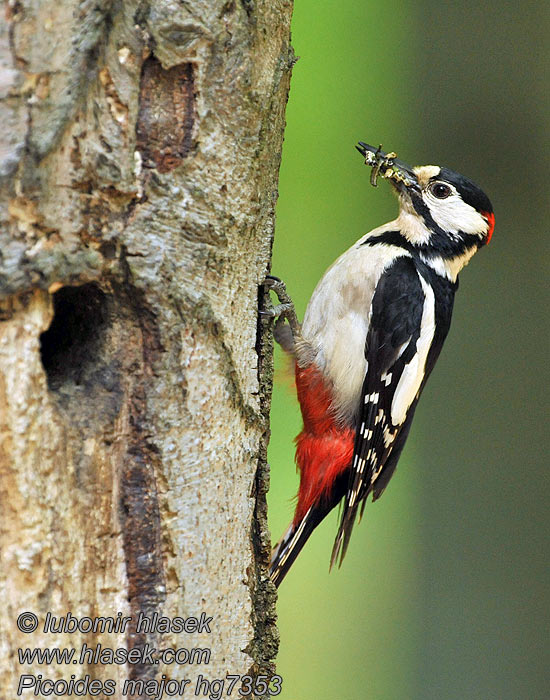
[429,182,452,199]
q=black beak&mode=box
[356,142,419,193]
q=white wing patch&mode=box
[391,275,435,425]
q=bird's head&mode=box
[356,142,495,257]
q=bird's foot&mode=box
[262,275,300,351]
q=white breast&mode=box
[299,222,409,423]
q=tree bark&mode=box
[0,0,293,697]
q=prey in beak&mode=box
[356,142,419,194]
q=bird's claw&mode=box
[262,275,300,349]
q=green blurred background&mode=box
[267,2,549,698]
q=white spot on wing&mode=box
[349,487,359,508]
[383,427,396,447]
[391,275,435,425]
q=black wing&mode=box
[331,255,435,566]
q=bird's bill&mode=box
[356,141,419,194]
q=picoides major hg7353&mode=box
[267,142,495,587]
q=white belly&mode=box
[300,223,409,423]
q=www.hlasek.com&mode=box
[16,611,282,698]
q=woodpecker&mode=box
[267,142,494,587]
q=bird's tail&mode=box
[269,507,327,587]
[270,470,352,586]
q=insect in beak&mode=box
[356,141,419,193]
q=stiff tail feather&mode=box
[330,502,360,570]
[269,507,326,587]
[270,470,351,586]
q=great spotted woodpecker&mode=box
[267,143,494,587]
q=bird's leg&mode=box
[262,275,301,352]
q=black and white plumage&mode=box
[331,252,455,564]
[268,143,494,586]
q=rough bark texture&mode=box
[0,0,293,696]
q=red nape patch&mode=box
[293,364,354,523]
[482,211,495,244]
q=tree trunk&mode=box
[0,1,293,697]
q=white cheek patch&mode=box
[425,193,486,236]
